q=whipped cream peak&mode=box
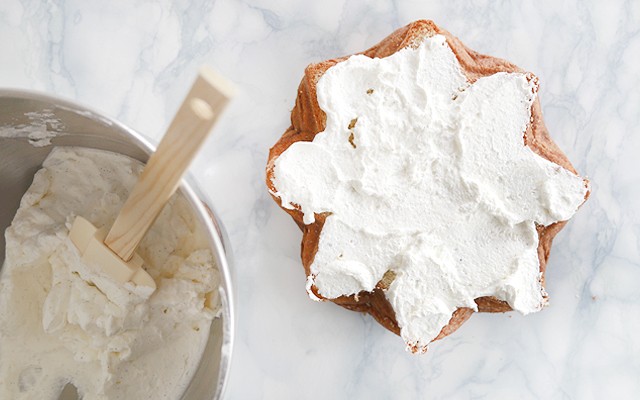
[272,34,587,352]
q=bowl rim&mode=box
[0,88,235,399]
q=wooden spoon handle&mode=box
[105,68,234,261]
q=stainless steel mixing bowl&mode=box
[0,90,234,400]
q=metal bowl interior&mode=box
[0,90,234,400]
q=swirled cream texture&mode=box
[0,147,221,399]
[271,35,587,352]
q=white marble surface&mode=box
[1,0,638,399]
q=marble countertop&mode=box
[1,0,638,398]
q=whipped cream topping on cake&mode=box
[271,35,587,352]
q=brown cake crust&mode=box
[266,20,589,350]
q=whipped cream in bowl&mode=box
[0,91,234,399]
[271,34,588,353]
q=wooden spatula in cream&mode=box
[69,67,234,293]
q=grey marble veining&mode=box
[1,0,638,399]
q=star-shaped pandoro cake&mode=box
[267,20,589,353]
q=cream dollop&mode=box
[0,147,221,399]
[271,35,587,352]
